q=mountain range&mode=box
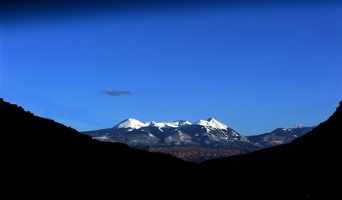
[1,97,340,199]
[82,118,315,162]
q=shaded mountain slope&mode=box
[200,100,342,198]
[0,97,204,198]
[246,125,315,148]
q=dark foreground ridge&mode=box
[1,97,340,199]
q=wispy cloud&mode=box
[103,90,132,96]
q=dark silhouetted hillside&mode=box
[1,97,340,199]
[0,97,203,198]
[200,100,342,198]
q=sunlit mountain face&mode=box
[82,117,315,155]
[83,117,254,149]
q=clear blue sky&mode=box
[1,0,341,136]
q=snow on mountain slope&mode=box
[194,118,228,130]
[246,125,316,148]
[114,118,149,129]
[114,117,226,130]
[149,120,191,129]
[83,117,259,151]
[83,118,314,154]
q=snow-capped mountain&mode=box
[246,125,316,148]
[82,117,260,151]
[82,118,315,159]
[113,118,192,130]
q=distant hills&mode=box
[247,124,315,148]
[1,97,340,198]
[82,118,315,162]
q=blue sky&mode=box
[1,1,341,136]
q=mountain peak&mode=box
[195,118,228,130]
[292,124,305,128]
[114,118,148,129]
[113,118,229,130]
[207,117,216,121]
